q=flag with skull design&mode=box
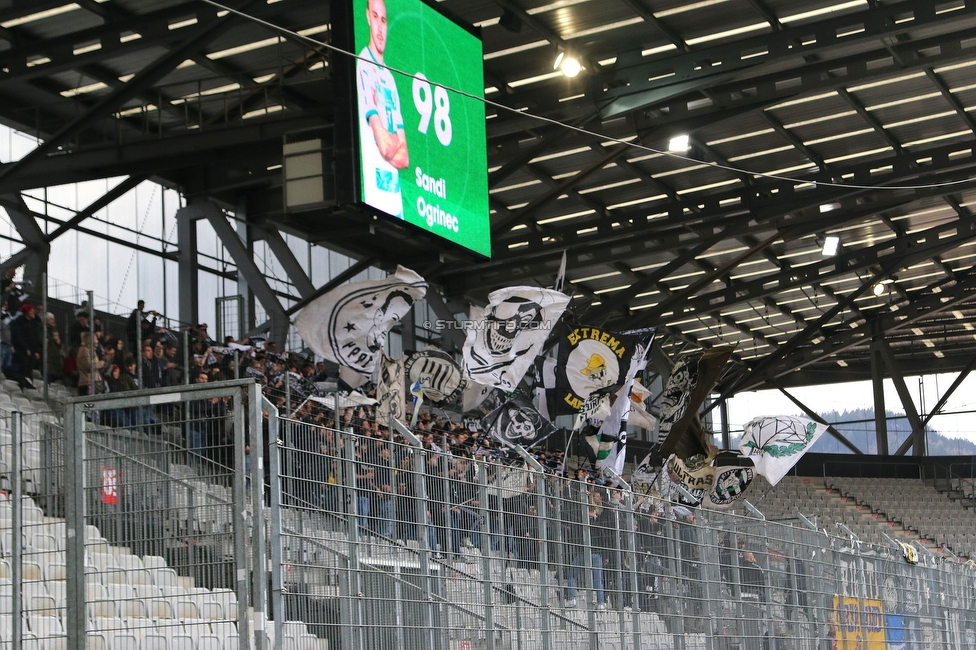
[294,266,427,375]
[541,321,650,417]
[481,393,560,448]
[462,286,570,392]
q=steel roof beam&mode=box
[624,21,976,132]
[258,227,316,299]
[587,0,976,118]
[726,266,976,392]
[0,2,224,82]
[774,383,864,455]
[875,336,927,456]
[925,68,976,135]
[0,193,50,288]
[641,193,976,327]
[490,136,976,254]
[0,0,264,190]
[46,175,147,243]
[0,110,325,192]
[615,0,687,51]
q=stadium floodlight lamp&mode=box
[873,282,885,296]
[668,134,690,152]
[821,235,840,256]
[558,53,582,77]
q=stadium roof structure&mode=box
[3,0,976,455]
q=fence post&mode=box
[12,411,22,650]
[41,273,48,400]
[621,490,641,650]
[232,392,252,649]
[183,328,190,385]
[265,396,285,649]
[342,432,365,650]
[662,501,686,650]
[64,402,86,650]
[578,483,598,650]
[477,459,497,650]
[529,462,553,650]
[250,383,268,650]
[393,419,438,649]
[87,290,95,396]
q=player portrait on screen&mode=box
[357,0,409,218]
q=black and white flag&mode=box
[462,286,569,392]
[376,352,405,424]
[593,329,655,476]
[294,265,427,375]
[658,347,734,459]
[482,394,559,448]
[703,455,755,511]
[404,348,466,404]
[543,322,646,417]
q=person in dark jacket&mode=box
[10,303,43,388]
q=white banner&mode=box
[294,265,427,374]
[462,286,569,392]
[739,416,829,486]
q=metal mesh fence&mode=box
[4,380,976,650]
[0,407,67,649]
[63,379,264,650]
[271,415,976,650]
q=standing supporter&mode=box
[2,268,27,314]
[76,331,104,395]
[354,442,375,532]
[0,301,13,377]
[45,312,64,384]
[187,370,211,456]
[63,310,90,386]
[141,343,163,390]
[10,303,42,389]
[562,479,606,609]
[373,445,395,538]
[161,342,182,386]
[128,300,158,354]
[68,309,90,349]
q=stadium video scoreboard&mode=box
[333,0,491,258]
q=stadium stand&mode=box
[0,295,974,648]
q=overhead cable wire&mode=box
[200,0,976,192]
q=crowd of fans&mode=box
[0,271,782,622]
[0,269,576,467]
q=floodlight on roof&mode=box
[554,51,582,77]
[821,235,840,256]
[873,282,885,296]
[820,203,840,213]
[668,134,690,152]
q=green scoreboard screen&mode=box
[349,0,490,257]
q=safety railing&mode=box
[269,412,976,650]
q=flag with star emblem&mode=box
[294,266,427,375]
